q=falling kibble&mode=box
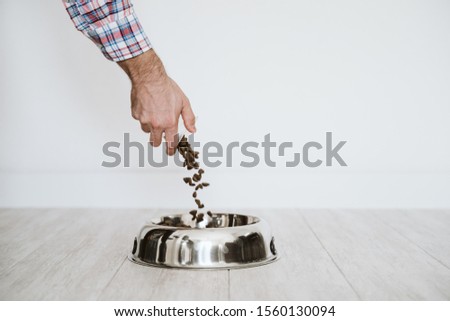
[183,177,195,186]
[177,135,211,223]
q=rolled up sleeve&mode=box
[63,0,152,62]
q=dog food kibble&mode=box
[183,177,195,186]
[177,135,212,223]
[196,213,204,223]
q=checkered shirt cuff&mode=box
[64,1,152,62]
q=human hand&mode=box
[118,49,196,155]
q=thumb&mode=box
[181,97,196,133]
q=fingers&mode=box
[164,127,179,156]
[132,77,195,156]
[140,123,152,133]
[181,96,196,133]
[150,129,163,147]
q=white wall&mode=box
[1,0,450,208]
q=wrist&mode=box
[118,49,169,87]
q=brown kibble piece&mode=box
[195,184,203,191]
[197,213,204,223]
[207,211,213,217]
[183,177,195,186]
[195,199,202,207]
[192,191,197,198]
[198,169,204,174]
[189,209,197,216]
[202,182,210,187]
[178,137,188,148]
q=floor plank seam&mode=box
[148,268,166,300]
[299,211,362,300]
[97,256,127,300]
[227,269,231,301]
[373,213,450,272]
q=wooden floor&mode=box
[0,209,449,300]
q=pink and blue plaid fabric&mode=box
[63,0,152,61]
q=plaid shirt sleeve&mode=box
[63,0,152,62]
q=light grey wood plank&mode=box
[303,209,450,300]
[152,269,228,301]
[98,261,163,300]
[0,208,48,237]
[100,262,228,300]
[230,209,359,300]
[0,209,157,300]
[0,209,68,273]
[100,208,229,300]
[375,209,450,269]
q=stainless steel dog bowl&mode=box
[129,213,278,269]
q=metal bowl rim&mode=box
[148,213,263,230]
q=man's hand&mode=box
[118,49,196,155]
